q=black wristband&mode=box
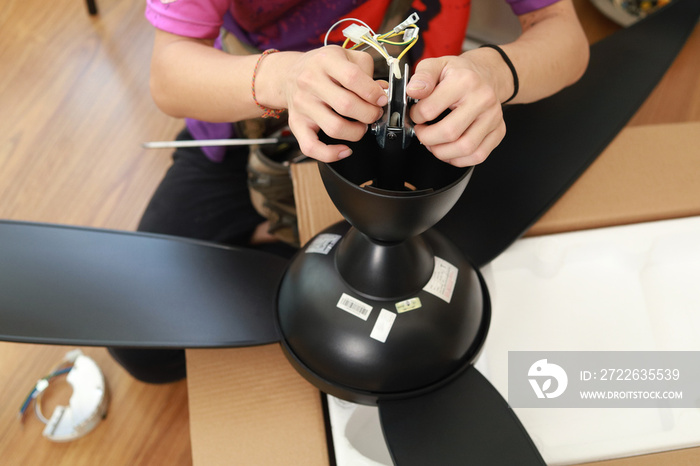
[479,44,519,104]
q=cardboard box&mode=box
[528,122,700,237]
[187,9,700,462]
[187,120,700,465]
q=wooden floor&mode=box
[0,0,188,464]
[0,0,698,464]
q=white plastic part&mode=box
[402,26,418,42]
[42,354,109,442]
[342,23,371,45]
[35,378,49,394]
[63,349,83,364]
[388,58,401,79]
[328,216,700,466]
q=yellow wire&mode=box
[396,37,417,62]
[379,40,411,46]
[377,24,417,42]
[377,24,419,62]
[360,34,391,60]
[341,24,419,65]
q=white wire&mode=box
[322,13,419,77]
[357,36,391,61]
[34,394,50,424]
[323,17,376,46]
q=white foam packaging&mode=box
[328,215,700,465]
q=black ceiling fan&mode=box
[1,1,698,464]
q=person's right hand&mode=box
[282,46,388,163]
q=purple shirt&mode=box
[506,0,560,15]
[146,0,561,161]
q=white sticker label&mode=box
[422,256,458,303]
[337,293,373,321]
[370,309,397,343]
[306,234,342,254]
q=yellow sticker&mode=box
[395,297,422,313]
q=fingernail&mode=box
[377,94,388,107]
[338,148,352,159]
[407,80,427,91]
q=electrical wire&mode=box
[324,17,376,47]
[18,365,73,423]
[324,14,421,80]
[378,25,419,62]
[353,34,392,61]
[332,18,420,69]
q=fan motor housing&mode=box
[276,139,492,404]
[277,221,491,405]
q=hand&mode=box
[283,46,388,163]
[406,54,507,167]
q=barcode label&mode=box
[423,256,458,303]
[337,293,373,321]
[305,234,342,254]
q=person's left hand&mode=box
[406,54,507,167]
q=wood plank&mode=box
[1,0,698,464]
[0,0,189,464]
[0,344,191,466]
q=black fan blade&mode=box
[437,0,700,267]
[379,365,544,465]
[0,220,288,348]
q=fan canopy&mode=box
[320,131,472,242]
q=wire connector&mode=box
[35,379,50,394]
[392,12,420,33]
[402,27,419,42]
[342,23,372,45]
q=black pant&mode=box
[108,128,296,383]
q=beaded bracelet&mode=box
[252,49,285,119]
[479,44,519,104]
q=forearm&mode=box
[149,29,386,162]
[149,30,300,122]
[464,0,589,105]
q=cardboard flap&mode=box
[187,346,329,465]
[530,122,700,236]
[291,161,344,245]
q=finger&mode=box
[289,86,370,142]
[311,78,383,124]
[289,117,353,163]
[414,78,503,144]
[426,121,505,167]
[409,76,475,126]
[344,49,375,79]
[328,50,388,108]
[313,103,369,142]
[413,105,477,147]
[406,58,444,101]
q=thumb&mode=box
[406,58,443,99]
